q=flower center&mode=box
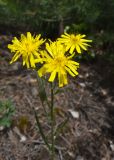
[24,42,35,54]
[71,34,79,43]
[54,56,67,67]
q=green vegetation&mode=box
[0,100,15,128]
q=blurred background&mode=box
[0,0,114,61]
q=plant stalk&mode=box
[50,83,55,160]
[33,107,51,150]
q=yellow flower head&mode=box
[8,32,45,68]
[38,41,79,87]
[58,33,92,54]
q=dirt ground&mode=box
[0,35,114,160]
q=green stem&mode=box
[33,70,51,150]
[50,83,55,160]
[33,107,51,150]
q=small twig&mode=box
[59,135,71,146]
[54,117,69,138]
[76,94,83,106]
[58,149,63,160]
[29,140,66,151]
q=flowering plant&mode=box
[8,32,92,159]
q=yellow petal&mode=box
[58,72,64,87]
[10,52,21,63]
[69,45,75,54]
[49,70,57,82]
[76,44,81,53]
[38,66,47,77]
[30,54,35,68]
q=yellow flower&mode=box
[8,32,45,68]
[38,41,79,87]
[58,33,92,54]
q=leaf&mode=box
[54,107,65,117]
[68,109,79,119]
[0,100,15,128]
[36,74,47,103]
[54,88,64,95]
[17,116,30,134]
[13,127,27,142]
[0,117,11,127]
